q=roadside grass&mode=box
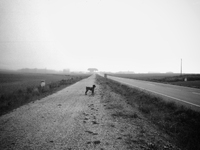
[0,75,90,116]
[111,111,139,119]
[157,74,200,82]
[105,103,124,110]
[96,75,200,150]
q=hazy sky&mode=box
[0,0,200,73]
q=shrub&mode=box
[42,85,50,92]
[32,87,40,95]
[26,87,33,93]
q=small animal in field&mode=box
[85,85,96,95]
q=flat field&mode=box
[0,71,90,116]
[108,73,200,89]
[0,72,88,95]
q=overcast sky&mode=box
[0,0,200,73]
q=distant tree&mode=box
[88,68,98,73]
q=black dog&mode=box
[85,85,96,95]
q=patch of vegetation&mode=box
[96,75,200,150]
[157,74,200,82]
[105,103,124,110]
[0,74,90,116]
[111,111,138,119]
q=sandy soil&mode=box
[0,75,178,150]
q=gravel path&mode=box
[0,75,125,150]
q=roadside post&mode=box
[104,74,107,78]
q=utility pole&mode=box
[180,58,182,76]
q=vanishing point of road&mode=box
[106,75,200,111]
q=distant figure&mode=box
[41,81,45,87]
[85,85,96,95]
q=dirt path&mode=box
[0,75,178,150]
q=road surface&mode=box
[105,75,200,110]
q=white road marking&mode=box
[192,92,200,95]
[109,78,200,108]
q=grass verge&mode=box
[96,75,200,150]
[0,75,89,116]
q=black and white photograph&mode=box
[0,0,200,149]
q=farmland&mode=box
[0,72,88,95]
[0,71,90,116]
[108,73,200,89]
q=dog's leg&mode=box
[85,88,88,95]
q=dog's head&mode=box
[93,85,96,88]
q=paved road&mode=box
[104,75,200,110]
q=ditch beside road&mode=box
[0,75,179,150]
